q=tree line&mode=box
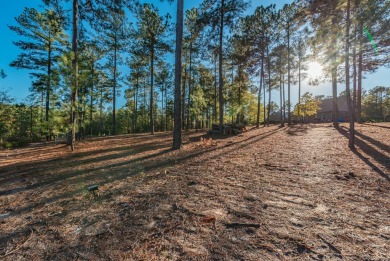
[0,0,389,150]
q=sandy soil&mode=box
[0,123,389,260]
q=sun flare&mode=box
[307,62,323,79]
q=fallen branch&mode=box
[317,234,342,255]
[224,223,260,229]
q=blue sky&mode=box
[0,0,388,107]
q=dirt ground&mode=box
[0,123,389,260]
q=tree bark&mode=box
[267,45,271,127]
[352,28,357,122]
[90,61,94,136]
[237,66,242,124]
[263,67,266,127]
[345,0,355,148]
[298,48,301,122]
[150,46,155,135]
[287,21,291,125]
[214,54,218,123]
[133,74,138,133]
[280,57,284,127]
[331,18,339,128]
[30,105,34,139]
[143,78,146,128]
[40,91,44,138]
[99,86,103,134]
[256,56,264,128]
[172,0,184,150]
[161,81,164,131]
[357,21,363,122]
[187,42,193,130]
[182,66,186,130]
[70,0,78,151]
[218,0,225,130]
[113,41,117,135]
[283,73,286,123]
[46,43,51,141]
[165,82,168,131]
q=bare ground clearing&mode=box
[0,123,389,260]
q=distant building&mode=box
[317,96,350,122]
[269,111,283,123]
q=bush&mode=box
[1,137,30,149]
[3,142,13,149]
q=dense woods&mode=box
[1,0,389,149]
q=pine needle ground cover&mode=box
[0,123,389,260]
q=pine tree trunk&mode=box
[40,91,44,138]
[82,94,85,138]
[331,18,339,128]
[70,0,78,151]
[99,88,103,134]
[113,42,117,135]
[150,46,155,135]
[46,44,51,141]
[161,82,164,131]
[280,58,284,127]
[214,54,218,123]
[165,84,168,131]
[283,73,286,123]
[345,0,355,148]
[352,29,357,122]
[136,78,139,131]
[187,42,192,130]
[256,56,264,128]
[172,0,183,150]
[133,75,138,133]
[263,67,266,127]
[30,105,34,139]
[218,0,225,130]
[357,21,363,122]
[182,66,186,130]
[298,54,301,122]
[287,21,291,125]
[267,45,271,127]
[143,79,146,129]
[90,62,94,136]
[237,66,242,124]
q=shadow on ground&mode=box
[0,127,283,221]
[337,126,390,182]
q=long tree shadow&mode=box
[0,144,67,157]
[0,145,171,197]
[190,125,278,142]
[0,131,182,176]
[0,132,170,160]
[0,126,286,258]
[0,126,284,221]
[360,122,390,129]
[0,141,171,187]
[337,127,390,182]
[354,130,390,153]
[287,124,309,136]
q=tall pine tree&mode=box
[10,7,67,140]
